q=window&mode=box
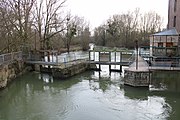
[166,42,173,47]
[174,0,177,12]
[173,16,176,27]
[158,43,163,47]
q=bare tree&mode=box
[33,0,66,50]
[61,14,77,53]
[140,11,163,40]
[80,27,90,50]
[94,8,163,48]
[94,25,106,46]
[73,16,90,50]
[7,0,34,45]
[0,0,35,53]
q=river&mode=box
[0,64,180,120]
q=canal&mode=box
[0,65,180,120]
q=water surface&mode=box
[0,66,180,120]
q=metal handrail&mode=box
[0,51,22,65]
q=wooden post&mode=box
[99,52,100,61]
[135,40,138,70]
[89,51,90,61]
[115,52,116,62]
[99,52,101,70]
[56,52,58,63]
[109,64,111,72]
[120,52,122,62]
[52,51,54,62]
[109,52,111,71]
[165,36,167,56]
[115,51,116,70]
[120,65,122,72]
[47,51,51,69]
[94,51,95,61]
[109,52,111,62]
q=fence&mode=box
[26,51,89,64]
[0,51,22,65]
[56,53,89,63]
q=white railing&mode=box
[0,51,22,65]
[57,53,89,63]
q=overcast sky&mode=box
[66,0,169,29]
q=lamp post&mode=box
[66,16,70,53]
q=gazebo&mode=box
[150,28,180,57]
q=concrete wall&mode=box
[124,71,151,87]
[52,62,96,79]
[0,61,26,89]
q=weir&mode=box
[2,45,180,89]
[24,47,135,79]
[88,47,134,72]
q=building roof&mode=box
[153,28,179,36]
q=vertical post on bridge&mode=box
[109,52,111,72]
[99,52,101,70]
[89,50,90,61]
[120,52,122,72]
[135,40,138,70]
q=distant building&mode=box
[147,0,180,67]
[150,28,180,57]
[149,28,180,67]
[149,0,180,58]
[168,0,180,33]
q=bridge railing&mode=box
[57,53,89,63]
[0,51,22,65]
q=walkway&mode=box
[88,61,130,66]
[26,59,87,69]
[149,66,180,71]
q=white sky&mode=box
[66,0,169,29]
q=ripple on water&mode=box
[93,84,171,120]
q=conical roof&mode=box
[127,55,149,72]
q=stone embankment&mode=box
[0,61,27,89]
[52,60,96,79]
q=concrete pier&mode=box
[52,60,96,79]
[124,56,151,87]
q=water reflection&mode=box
[0,69,180,119]
[39,74,54,83]
[85,65,172,119]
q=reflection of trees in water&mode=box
[124,85,149,100]
[38,72,82,91]
[87,69,123,92]
[0,71,175,120]
[88,78,111,92]
[87,70,121,92]
[39,73,53,83]
[87,73,171,120]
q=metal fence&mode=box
[57,53,89,63]
[0,51,22,65]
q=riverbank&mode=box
[0,60,29,89]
